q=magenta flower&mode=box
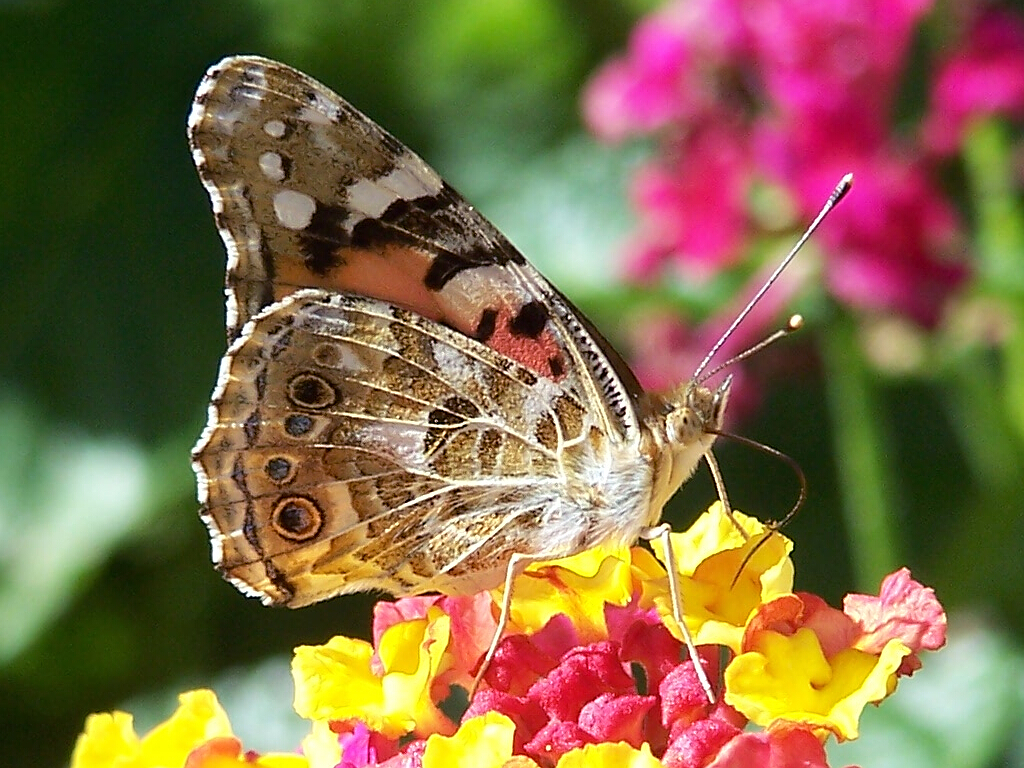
[625,122,753,279]
[584,0,1024,341]
[924,11,1024,154]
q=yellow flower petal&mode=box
[507,547,635,640]
[70,711,140,768]
[647,503,794,651]
[292,636,386,723]
[725,627,911,740]
[379,607,455,737]
[299,720,342,768]
[422,712,528,768]
[70,690,233,768]
[292,609,455,739]
[142,691,234,765]
[555,741,662,768]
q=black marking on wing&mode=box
[474,308,498,342]
[349,217,420,250]
[298,204,349,275]
[510,301,549,338]
[424,251,481,290]
[244,411,262,444]
[284,414,313,436]
[548,355,565,377]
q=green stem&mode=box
[820,316,901,590]
[960,120,1024,445]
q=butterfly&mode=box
[189,55,845,696]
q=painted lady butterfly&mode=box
[188,55,848,696]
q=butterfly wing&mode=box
[195,289,634,605]
[188,55,642,439]
[190,56,659,606]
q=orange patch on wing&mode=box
[311,245,447,322]
[488,306,566,381]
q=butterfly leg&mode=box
[469,551,534,698]
[641,523,716,703]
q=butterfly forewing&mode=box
[188,56,641,437]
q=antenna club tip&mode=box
[787,314,804,331]
[830,174,854,205]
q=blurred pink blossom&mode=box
[584,0,1024,384]
[924,11,1024,154]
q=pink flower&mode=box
[625,122,754,279]
[844,567,948,674]
[583,16,695,142]
[583,1,748,142]
[924,11,1024,154]
[468,637,680,765]
[584,0,995,335]
[817,154,967,326]
[740,0,932,138]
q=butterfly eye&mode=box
[666,407,701,444]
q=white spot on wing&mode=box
[381,155,443,198]
[263,119,286,138]
[298,106,331,125]
[274,190,317,229]
[259,151,286,181]
[344,155,444,219]
[347,178,399,218]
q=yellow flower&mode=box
[69,689,304,768]
[725,626,911,740]
[422,712,537,768]
[298,721,341,768]
[504,547,636,641]
[292,606,455,739]
[646,503,794,650]
[555,741,663,768]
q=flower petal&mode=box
[647,504,794,650]
[725,627,910,740]
[843,567,947,657]
[556,741,663,768]
[422,713,529,768]
[506,548,635,642]
[292,611,456,740]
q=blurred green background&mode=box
[2,1,1023,767]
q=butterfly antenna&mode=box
[699,314,804,383]
[692,173,853,385]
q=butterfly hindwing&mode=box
[195,289,624,605]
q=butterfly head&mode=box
[645,375,731,513]
[669,376,730,440]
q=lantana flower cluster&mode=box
[71,504,946,768]
[583,0,1024,390]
